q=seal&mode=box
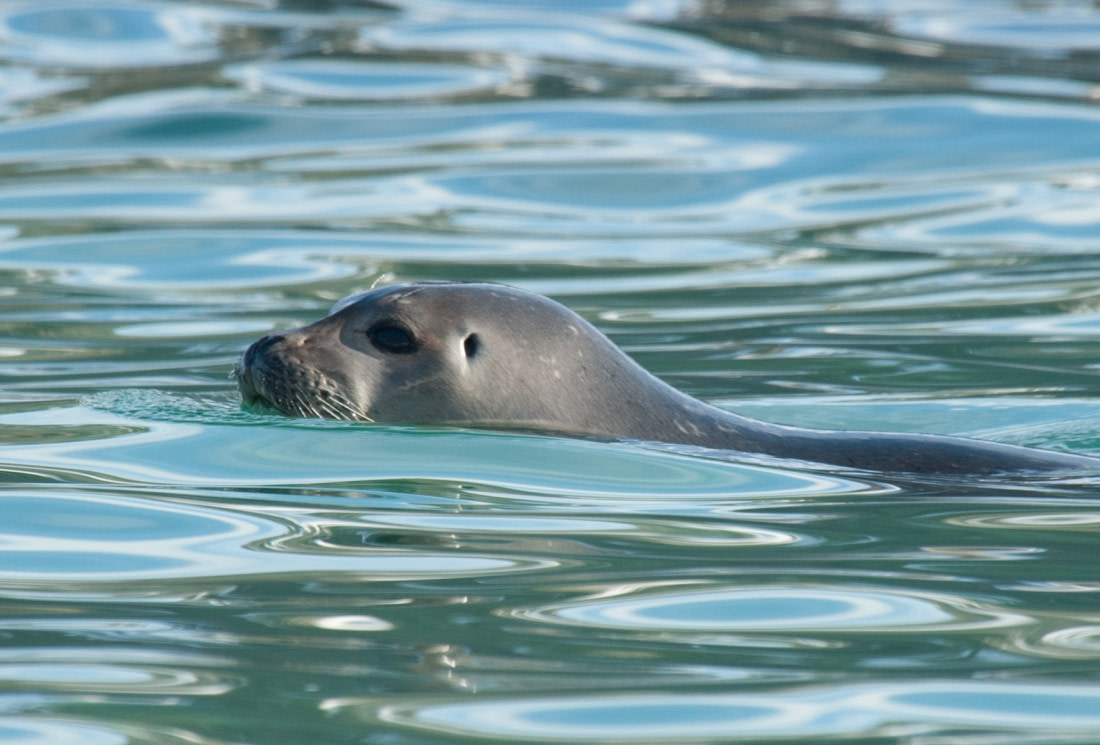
[236,281,1099,475]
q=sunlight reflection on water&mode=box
[2,0,1100,743]
[520,583,1029,633]
[356,681,1100,741]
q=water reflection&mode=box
[949,511,1100,531]
[226,60,516,101]
[0,654,234,696]
[1,1,1099,744]
[0,402,874,501]
[358,680,1100,741]
[0,68,86,112]
[3,97,1097,237]
[0,718,223,745]
[0,3,218,68]
[891,6,1100,51]
[518,582,1029,634]
[348,513,800,548]
[300,615,395,632]
[0,491,542,585]
[0,232,358,290]
[360,10,882,91]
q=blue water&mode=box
[2,1,1100,743]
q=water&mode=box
[2,0,1100,743]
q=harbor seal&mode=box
[236,281,1099,475]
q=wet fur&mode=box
[237,282,1100,476]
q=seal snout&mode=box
[236,328,367,421]
[237,333,289,409]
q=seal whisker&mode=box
[304,385,368,422]
[315,387,362,421]
[317,397,353,420]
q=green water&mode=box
[2,1,1100,743]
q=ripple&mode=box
[360,12,879,93]
[357,680,1100,741]
[893,8,1100,51]
[0,491,540,586]
[307,615,395,632]
[1,97,1097,238]
[436,165,779,217]
[1001,625,1100,660]
[0,412,873,503]
[836,313,1100,339]
[358,514,799,548]
[856,179,1100,253]
[0,177,391,226]
[938,313,1100,338]
[0,68,86,113]
[364,514,632,534]
[0,662,230,695]
[225,60,513,101]
[84,391,252,426]
[0,644,236,696]
[360,15,760,71]
[113,320,271,338]
[518,583,1028,633]
[0,717,235,745]
[0,617,219,645]
[0,232,357,290]
[2,2,1100,744]
[948,511,1100,532]
[0,230,772,293]
[0,719,133,745]
[740,179,1014,232]
[0,3,219,68]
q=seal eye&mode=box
[368,323,417,354]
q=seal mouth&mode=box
[232,358,256,399]
[241,390,278,414]
[233,362,275,413]
[234,349,279,410]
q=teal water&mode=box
[3,1,1100,743]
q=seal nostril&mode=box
[463,333,480,359]
[260,333,286,350]
[244,334,286,367]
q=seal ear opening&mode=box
[463,333,480,359]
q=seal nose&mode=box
[243,333,286,368]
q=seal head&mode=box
[237,282,686,437]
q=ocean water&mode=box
[2,1,1100,743]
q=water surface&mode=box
[2,1,1100,743]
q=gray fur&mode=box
[237,282,1099,475]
